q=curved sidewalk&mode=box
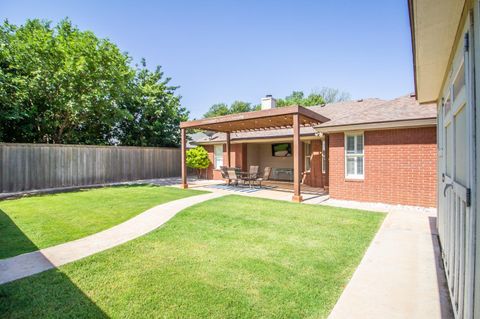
[0,192,224,285]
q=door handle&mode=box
[444,183,453,197]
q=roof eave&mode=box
[314,118,437,133]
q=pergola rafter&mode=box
[179,105,329,202]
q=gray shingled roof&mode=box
[192,95,435,144]
[315,95,436,128]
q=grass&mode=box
[0,185,207,259]
[0,195,385,318]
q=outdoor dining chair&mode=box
[242,165,259,186]
[219,166,230,185]
[255,166,272,188]
[226,168,242,186]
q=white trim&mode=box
[315,118,436,133]
[213,144,223,169]
[195,135,322,146]
[321,140,326,174]
[304,141,311,172]
[344,132,364,180]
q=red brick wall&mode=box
[204,143,247,180]
[328,127,437,207]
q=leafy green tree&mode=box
[203,103,230,118]
[276,89,349,107]
[202,88,350,118]
[0,18,187,147]
[277,91,309,107]
[230,100,252,114]
[186,146,211,178]
[0,19,132,144]
[116,60,188,147]
[203,101,254,118]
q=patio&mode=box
[173,177,329,204]
[180,105,329,202]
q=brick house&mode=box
[185,94,437,207]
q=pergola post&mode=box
[226,132,231,167]
[180,128,188,189]
[292,114,302,202]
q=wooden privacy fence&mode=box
[0,143,182,193]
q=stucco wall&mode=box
[246,143,293,171]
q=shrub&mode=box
[186,146,211,178]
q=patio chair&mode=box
[243,165,259,186]
[227,168,242,186]
[249,165,259,178]
[219,166,230,185]
[255,166,272,188]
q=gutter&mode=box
[408,0,419,99]
[314,118,437,133]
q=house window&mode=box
[345,133,364,179]
[321,140,326,174]
[304,142,311,171]
[214,145,223,169]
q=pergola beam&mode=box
[226,132,231,167]
[292,114,302,202]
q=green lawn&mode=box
[0,195,384,318]
[0,185,207,259]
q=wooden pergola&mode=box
[179,105,329,202]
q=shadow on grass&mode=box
[0,209,108,318]
[0,270,108,318]
[0,209,40,259]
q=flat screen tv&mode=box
[272,143,292,157]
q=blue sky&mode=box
[1,0,414,119]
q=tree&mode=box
[276,88,349,107]
[0,18,187,147]
[202,87,350,118]
[116,60,189,147]
[186,146,211,178]
[316,87,351,103]
[0,19,132,144]
[203,103,230,118]
[277,91,309,107]
[230,100,252,114]
[203,100,254,118]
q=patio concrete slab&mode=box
[184,181,329,203]
[0,191,224,285]
[328,208,453,319]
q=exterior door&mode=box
[438,13,476,319]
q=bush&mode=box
[186,146,211,178]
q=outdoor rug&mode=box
[205,184,277,193]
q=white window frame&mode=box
[344,132,364,179]
[304,142,311,171]
[321,139,326,174]
[214,144,223,169]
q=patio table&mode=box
[238,171,256,187]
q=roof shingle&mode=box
[191,95,436,144]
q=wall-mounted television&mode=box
[271,143,292,157]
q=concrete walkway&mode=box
[0,192,224,285]
[328,208,453,319]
